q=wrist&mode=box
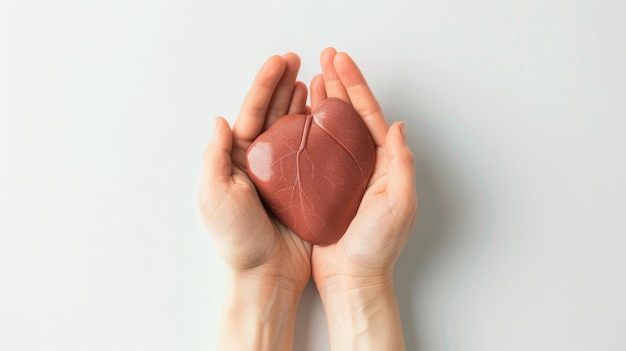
[317,273,394,318]
[229,267,308,302]
[316,270,393,296]
[217,271,305,351]
[317,274,405,351]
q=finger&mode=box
[265,52,302,128]
[385,121,417,218]
[199,117,233,207]
[287,81,308,115]
[320,47,350,102]
[334,52,388,146]
[233,55,286,143]
[309,74,327,109]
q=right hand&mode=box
[198,53,312,294]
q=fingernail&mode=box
[399,121,406,140]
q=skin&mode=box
[198,48,417,351]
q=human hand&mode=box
[198,53,312,350]
[310,48,418,350]
[310,47,417,292]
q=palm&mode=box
[219,159,308,270]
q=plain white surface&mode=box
[2,0,625,350]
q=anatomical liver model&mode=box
[246,98,375,246]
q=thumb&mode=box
[385,121,418,218]
[199,117,233,207]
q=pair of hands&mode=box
[198,48,417,350]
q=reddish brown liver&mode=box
[246,98,375,245]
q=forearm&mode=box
[318,274,405,351]
[218,272,302,351]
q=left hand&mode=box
[310,48,418,292]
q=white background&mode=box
[1,0,625,350]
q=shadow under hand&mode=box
[397,125,456,350]
[382,86,465,351]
